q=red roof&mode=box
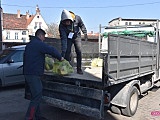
[26,15,35,26]
[3,13,34,30]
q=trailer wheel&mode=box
[121,86,139,116]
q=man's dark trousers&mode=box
[65,38,82,69]
[25,75,43,120]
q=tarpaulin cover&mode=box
[103,30,155,38]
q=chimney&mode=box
[26,11,30,19]
[17,10,20,18]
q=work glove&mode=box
[60,57,65,61]
[84,34,88,41]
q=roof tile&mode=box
[3,13,34,30]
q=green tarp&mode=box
[103,30,155,38]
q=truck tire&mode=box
[121,86,139,116]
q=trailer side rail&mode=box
[104,34,157,85]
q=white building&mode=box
[27,6,48,36]
[104,17,160,42]
[108,17,158,26]
[2,5,48,48]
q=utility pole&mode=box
[0,0,2,51]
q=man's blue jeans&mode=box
[25,75,43,120]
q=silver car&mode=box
[0,45,25,87]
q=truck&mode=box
[40,22,160,119]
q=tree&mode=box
[46,22,59,38]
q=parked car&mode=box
[0,45,25,87]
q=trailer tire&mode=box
[121,86,139,117]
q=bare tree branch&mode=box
[46,22,59,38]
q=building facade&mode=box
[2,5,48,49]
[106,17,160,42]
[108,17,159,26]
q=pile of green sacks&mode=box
[45,57,74,75]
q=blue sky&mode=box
[1,0,160,33]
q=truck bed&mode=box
[42,66,104,119]
[44,66,102,82]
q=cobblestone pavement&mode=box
[0,82,160,120]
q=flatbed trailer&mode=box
[41,24,160,119]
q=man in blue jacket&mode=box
[24,29,63,120]
[59,9,88,74]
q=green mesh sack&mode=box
[45,57,54,71]
[91,57,103,67]
[52,60,74,75]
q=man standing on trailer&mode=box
[59,9,88,74]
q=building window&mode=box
[143,22,145,24]
[22,31,26,35]
[129,22,132,25]
[125,22,128,25]
[37,16,39,18]
[6,32,10,39]
[22,37,26,42]
[139,22,141,24]
[34,22,38,29]
[15,32,18,39]
[39,22,42,28]
[22,37,26,40]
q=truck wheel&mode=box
[121,86,139,116]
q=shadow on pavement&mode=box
[0,84,25,91]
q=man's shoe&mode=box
[77,69,83,74]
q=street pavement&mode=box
[0,82,160,120]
